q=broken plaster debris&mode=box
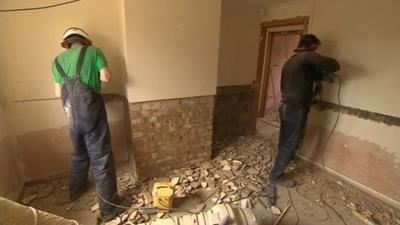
[91,203,99,212]
[352,210,378,225]
[170,177,180,186]
[270,205,282,215]
[20,135,400,225]
[112,136,400,224]
[65,203,75,212]
[21,194,37,205]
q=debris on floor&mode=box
[21,194,37,205]
[270,205,282,215]
[20,135,400,225]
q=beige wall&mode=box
[217,0,261,87]
[263,0,400,206]
[0,0,127,98]
[263,0,400,116]
[124,0,222,102]
[0,0,129,182]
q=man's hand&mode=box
[100,68,112,82]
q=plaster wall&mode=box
[217,0,261,86]
[0,0,129,182]
[124,0,222,102]
[263,0,400,205]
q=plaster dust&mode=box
[20,135,399,225]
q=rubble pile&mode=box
[110,135,276,224]
[19,135,400,225]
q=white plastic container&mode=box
[139,204,258,225]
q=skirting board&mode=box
[297,153,400,210]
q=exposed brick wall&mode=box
[213,85,253,141]
[129,96,214,177]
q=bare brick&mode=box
[129,96,214,178]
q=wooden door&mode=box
[263,32,301,122]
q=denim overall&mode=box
[54,47,119,216]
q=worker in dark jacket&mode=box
[51,27,124,222]
[269,34,340,187]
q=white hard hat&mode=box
[61,27,92,49]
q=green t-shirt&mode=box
[51,46,108,93]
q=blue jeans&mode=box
[269,103,308,182]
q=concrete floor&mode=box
[21,126,400,225]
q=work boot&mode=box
[69,181,89,201]
[99,196,131,223]
[100,207,125,223]
[270,178,296,188]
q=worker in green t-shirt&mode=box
[51,27,124,222]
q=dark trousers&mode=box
[269,103,308,182]
[64,95,119,215]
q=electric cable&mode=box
[96,192,131,210]
[294,182,330,222]
[96,191,196,215]
[269,75,346,225]
[286,187,300,225]
[318,75,348,225]
[0,0,80,12]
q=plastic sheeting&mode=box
[0,197,79,225]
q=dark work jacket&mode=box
[281,51,340,108]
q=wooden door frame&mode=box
[249,16,309,134]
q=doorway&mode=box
[250,17,309,134]
[261,31,301,126]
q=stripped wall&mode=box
[262,0,400,207]
[0,0,130,182]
